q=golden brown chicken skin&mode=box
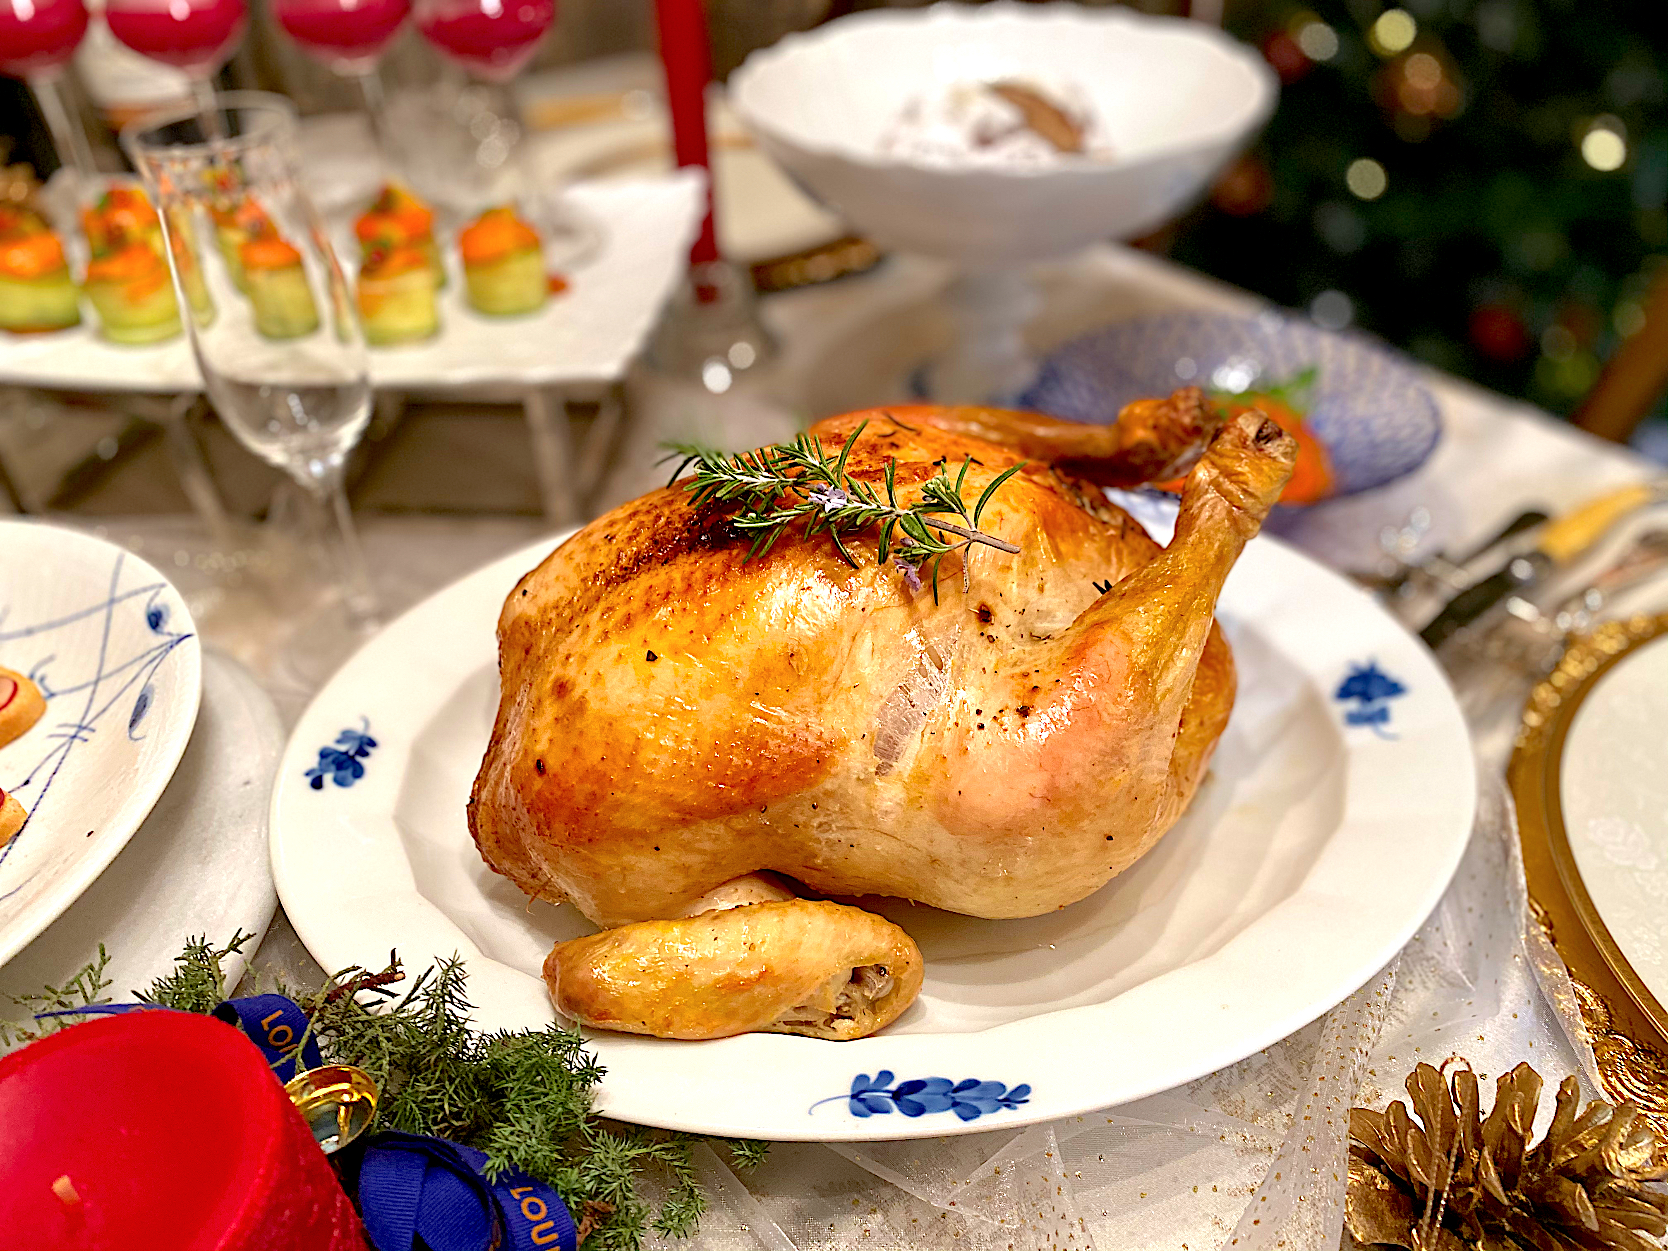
[546,900,924,1041]
[470,392,1296,936]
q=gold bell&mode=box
[283,1064,379,1154]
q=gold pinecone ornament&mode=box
[1346,1061,1668,1251]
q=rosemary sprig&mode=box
[664,422,1024,599]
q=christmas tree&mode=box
[1169,0,1666,422]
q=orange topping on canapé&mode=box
[361,245,432,279]
[240,237,304,271]
[356,184,435,246]
[0,231,69,279]
[459,207,539,266]
[85,243,170,298]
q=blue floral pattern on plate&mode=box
[305,718,378,790]
[1019,310,1441,496]
[810,1072,1032,1121]
[1334,661,1407,736]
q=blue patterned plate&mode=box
[1020,310,1441,497]
[0,521,202,967]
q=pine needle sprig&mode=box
[664,423,1024,600]
[140,930,256,1012]
[0,944,114,1048]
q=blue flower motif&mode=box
[1334,661,1407,738]
[814,1073,1032,1122]
[1335,662,1406,705]
[305,718,377,790]
[145,602,169,633]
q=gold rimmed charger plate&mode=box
[1510,612,1668,1131]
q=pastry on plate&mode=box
[472,391,1296,1039]
[459,206,546,317]
[83,243,182,344]
[0,786,25,847]
[1,666,46,747]
[241,237,320,340]
[0,227,80,333]
[357,245,440,345]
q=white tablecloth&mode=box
[9,243,1660,1251]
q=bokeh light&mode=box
[1580,117,1627,171]
[1346,158,1388,200]
[1369,9,1417,56]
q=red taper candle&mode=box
[654,0,720,266]
[0,1011,369,1250]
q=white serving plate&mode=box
[0,650,282,1006]
[1560,632,1668,1012]
[0,522,202,968]
[272,530,1475,1140]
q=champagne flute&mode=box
[0,0,98,199]
[272,0,409,170]
[104,0,245,125]
[126,92,380,669]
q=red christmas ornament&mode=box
[1469,302,1531,362]
[1262,29,1312,84]
[0,1011,369,1250]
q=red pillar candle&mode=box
[0,1011,369,1250]
[654,0,721,266]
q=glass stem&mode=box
[311,470,379,625]
[191,74,225,140]
[28,72,98,202]
[352,67,396,177]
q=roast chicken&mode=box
[472,391,1297,1040]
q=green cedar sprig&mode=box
[1,936,767,1250]
[664,422,1023,600]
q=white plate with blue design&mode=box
[270,524,1475,1140]
[0,521,201,969]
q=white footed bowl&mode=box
[730,1,1278,267]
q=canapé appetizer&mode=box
[211,196,276,294]
[459,206,546,317]
[356,245,439,345]
[0,227,79,333]
[356,183,444,289]
[83,243,181,344]
[241,236,320,340]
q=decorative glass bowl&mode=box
[1020,310,1443,499]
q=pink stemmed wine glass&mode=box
[105,0,246,121]
[413,0,551,82]
[273,0,408,160]
[0,0,98,197]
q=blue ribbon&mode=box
[211,993,323,1081]
[359,1131,577,1251]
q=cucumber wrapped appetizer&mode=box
[356,183,445,289]
[357,245,440,345]
[0,228,80,333]
[241,236,320,340]
[211,196,277,294]
[84,244,182,344]
[460,206,547,317]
